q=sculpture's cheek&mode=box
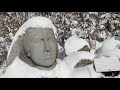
[29,43,57,67]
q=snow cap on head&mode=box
[7,16,57,59]
[15,16,57,39]
[65,35,90,55]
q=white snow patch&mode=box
[72,20,78,26]
[99,25,105,29]
[70,64,102,78]
[0,57,72,78]
[98,31,106,39]
[100,19,108,24]
[100,13,111,19]
[9,33,14,40]
[71,28,80,36]
[0,37,5,42]
[95,41,103,50]
[88,12,98,16]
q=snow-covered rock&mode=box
[64,35,90,55]
[96,49,120,58]
[0,56,101,78]
[69,64,102,78]
[94,56,120,72]
[0,57,69,78]
[94,48,120,76]
[63,51,95,68]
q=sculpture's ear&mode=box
[6,36,23,67]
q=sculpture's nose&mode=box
[44,39,50,52]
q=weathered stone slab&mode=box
[94,56,120,72]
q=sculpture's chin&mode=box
[31,57,56,67]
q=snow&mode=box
[88,12,98,15]
[0,56,102,78]
[63,51,95,68]
[7,16,57,59]
[0,37,5,42]
[1,56,98,78]
[0,57,69,78]
[96,49,120,58]
[98,31,106,39]
[100,13,111,19]
[97,37,120,54]
[72,20,78,26]
[71,28,89,38]
[64,35,90,55]
[95,41,103,50]
[69,64,102,78]
[71,28,79,36]
[9,33,14,40]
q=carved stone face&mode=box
[22,28,58,67]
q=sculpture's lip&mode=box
[40,56,52,58]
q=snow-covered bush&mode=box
[1,12,120,63]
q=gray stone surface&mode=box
[78,45,90,52]
[74,59,92,68]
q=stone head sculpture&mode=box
[6,16,58,70]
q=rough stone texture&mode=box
[22,28,57,68]
[74,59,92,68]
[78,45,90,52]
[94,56,120,72]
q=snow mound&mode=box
[1,57,61,78]
[94,49,120,73]
[7,16,57,59]
[63,51,95,68]
[15,16,57,39]
[65,35,90,55]
[98,37,120,54]
[96,49,120,58]
[70,64,102,78]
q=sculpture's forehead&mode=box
[25,27,54,36]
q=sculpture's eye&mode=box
[47,38,50,41]
[33,38,43,43]
[41,38,44,41]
